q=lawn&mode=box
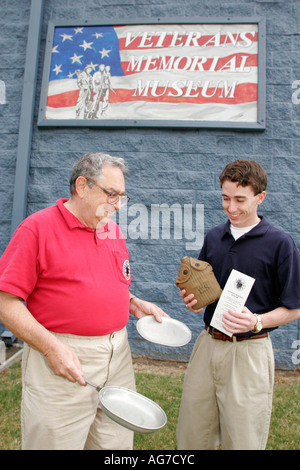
[0,361,299,450]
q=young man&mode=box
[177,160,300,450]
[0,152,168,450]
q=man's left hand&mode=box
[222,306,257,334]
[130,297,169,323]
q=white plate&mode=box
[136,316,192,347]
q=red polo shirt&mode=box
[0,199,131,336]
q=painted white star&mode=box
[94,32,103,39]
[52,45,59,53]
[99,48,111,58]
[79,40,93,51]
[87,61,98,71]
[74,27,84,34]
[70,53,83,64]
[53,64,62,75]
[59,33,73,42]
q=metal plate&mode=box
[99,386,167,434]
[136,316,192,347]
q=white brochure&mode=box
[210,269,255,337]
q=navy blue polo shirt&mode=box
[199,216,300,337]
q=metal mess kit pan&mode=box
[82,314,192,434]
[85,378,167,434]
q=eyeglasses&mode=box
[87,178,130,207]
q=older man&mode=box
[0,152,167,450]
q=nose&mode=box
[112,198,121,210]
[227,199,237,213]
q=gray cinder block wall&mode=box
[0,0,299,369]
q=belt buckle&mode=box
[212,326,230,341]
[211,327,222,340]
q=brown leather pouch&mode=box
[175,256,222,310]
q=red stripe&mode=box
[47,82,257,108]
[118,32,258,50]
[121,53,257,76]
[47,89,80,107]
[109,83,257,104]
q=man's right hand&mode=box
[43,337,86,386]
[0,291,86,386]
[180,289,204,313]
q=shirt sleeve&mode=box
[0,224,39,301]
[277,240,300,309]
[198,235,207,262]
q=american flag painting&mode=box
[43,22,260,124]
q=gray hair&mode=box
[69,152,129,195]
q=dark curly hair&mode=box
[219,160,267,195]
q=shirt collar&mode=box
[222,216,270,239]
[56,198,109,233]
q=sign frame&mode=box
[38,17,266,130]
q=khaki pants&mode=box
[21,327,135,450]
[177,329,274,450]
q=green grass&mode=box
[0,362,299,450]
[265,372,300,450]
[134,373,182,450]
[0,362,22,450]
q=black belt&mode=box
[205,325,268,342]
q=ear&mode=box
[257,190,266,205]
[75,176,88,199]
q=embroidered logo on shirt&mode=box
[123,259,131,280]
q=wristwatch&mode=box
[252,313,263,333]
